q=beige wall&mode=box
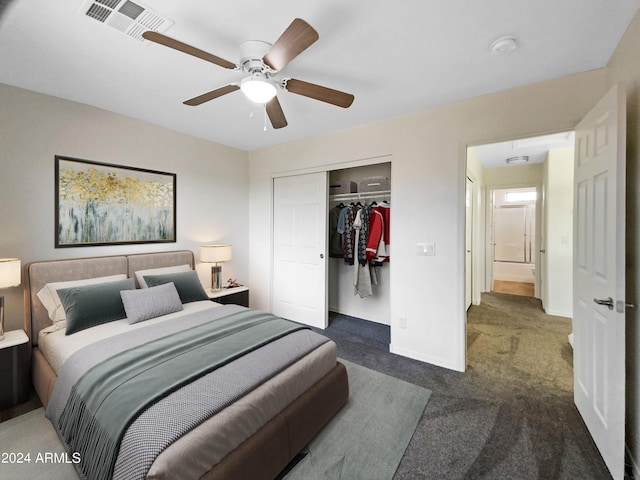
[0,83,250,332]
[249,68,607,371]
[483,163,543,187]
[606,9,640,474]
[543,148,574,317]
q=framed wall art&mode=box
[55,156,176,247]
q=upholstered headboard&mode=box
[24,250,194,346]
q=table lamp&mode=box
[200,244,232,291]
[0,258,21,341]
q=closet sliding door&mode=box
[272,172,328,329]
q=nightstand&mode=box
[0,330,29,410]
[206,286,249,307]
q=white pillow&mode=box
[134,264,191,288]
[36,274,128,323]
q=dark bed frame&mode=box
[24,250,349,480]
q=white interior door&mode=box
[272,172,328,329]
[465,177,473,310]
[573,83,626,480]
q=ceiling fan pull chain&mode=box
[264,104,268,131]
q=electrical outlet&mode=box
[399,316,407,329]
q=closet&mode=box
[328,162,391,325]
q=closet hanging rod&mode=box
[329,190,391,202]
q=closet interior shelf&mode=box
[329,190,391,202]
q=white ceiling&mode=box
[1,0,638,152]
[473,131,575,169]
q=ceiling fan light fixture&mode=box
[240,75,277,104]
[505,155,529,165]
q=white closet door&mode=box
[272,172,328,329]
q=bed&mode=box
[24,250,349,480]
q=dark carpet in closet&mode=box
[317,293,625,480]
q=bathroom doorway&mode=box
[491,186,537,297]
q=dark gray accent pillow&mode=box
[58,278,136,335]
[120,282,184,324]
[143,270,209,304]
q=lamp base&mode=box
[211,265,223,292]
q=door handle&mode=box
[539,249,546,253]
[593,297,614,310]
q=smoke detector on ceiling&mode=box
[79,0,173,41]
[490,36,518,55]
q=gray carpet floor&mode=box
[320,292,618,480]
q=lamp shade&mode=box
[200,245,232,263]
[240,75,277,104]
[0,258,21,288]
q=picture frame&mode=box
[55,155,176,248]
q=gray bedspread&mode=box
[46,305,329,480]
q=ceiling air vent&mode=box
[79,0,173,41]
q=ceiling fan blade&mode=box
[285,78,354,108]
[263,18,319,72]
[183,84,240,106]
[266,96,288,129]
[143,31,237,70]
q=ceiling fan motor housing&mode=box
[239,40,273,74]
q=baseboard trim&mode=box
[328,308,390,326]
[543,308,572,318]
[389,343,464,372]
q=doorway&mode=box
[491,186,537,297]
[465,131,576,392]
[465,130,575,314]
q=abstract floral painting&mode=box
[55,156,176,247]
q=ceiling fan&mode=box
[142,18,355,129]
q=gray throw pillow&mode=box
[58,278,135,335]
[120,282,184,324]
[143,270,209,304]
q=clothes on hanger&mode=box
[328,204,344,258]
[366,202,390,262]
[328,193,390,299]
[342,203,359,265]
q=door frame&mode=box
[462,129,575,362]
[465,170,483,307]
[486,183,541,296]
[465,176,474,310]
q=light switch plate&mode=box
[417,242,436,256]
